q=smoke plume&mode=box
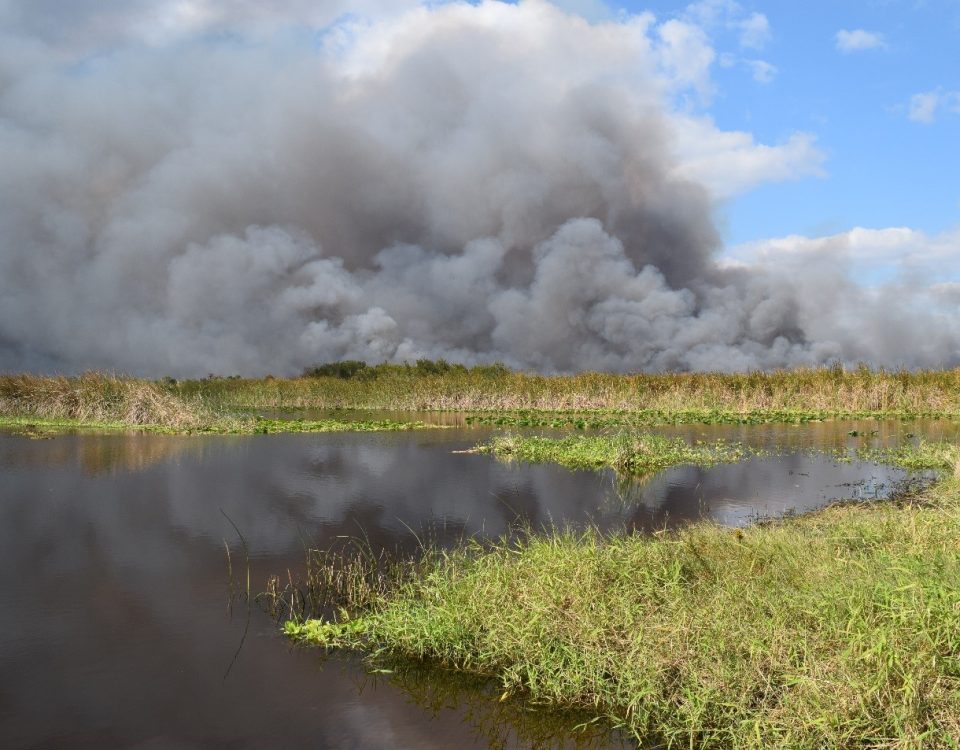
[0,0,956,375]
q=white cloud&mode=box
[683,0,739,28]
[746,59,776,84]
[677,1,773,88]
[835,28,886,53]
[672,119,824,198]
[908,89,960,123]
[655,18,716,102]
[683,1,770,50]
[725,226,960,282]
[737,12,770,50]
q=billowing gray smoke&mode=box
[0,0,956,375]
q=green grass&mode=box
[0,414,438,436]
[857,438,960,473]
[476,433,756,474]
[287,450,960,748]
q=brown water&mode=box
[0,420,949,749]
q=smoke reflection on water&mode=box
[0,422,943,748]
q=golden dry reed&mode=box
[0,372,210,429]
[180,362,960,415]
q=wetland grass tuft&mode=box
[477,432,755,474]
[857,437,960,474]
[288,446,960,748]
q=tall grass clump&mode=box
[0,372,214,430]
[288,451,960,748]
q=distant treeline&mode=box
[302,359,509,380]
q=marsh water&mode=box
[0,418,952,749]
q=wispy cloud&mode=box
[679,0,773,88]
[835,29,886,53]
[747,59,777,84]
[684,1,770,50]
[737,12,770,50]
[672,123,824,198]
[726,226,960,284]
[908,89,960,123]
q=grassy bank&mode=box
[287,449,960,748]
[476,433,755,474]
[180,363,960,416]
[0,374,435,434]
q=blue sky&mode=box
[554,0,960,246]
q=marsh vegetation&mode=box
[6,363,960,434]
[286,440,960,748]
[4,384,956,748]
[180,361,960,416]
[475,433,757,475]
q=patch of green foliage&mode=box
[288,464,960,748]
[858,438,960,473]
[303,360,373,379]
[285,618,368,647]
[477,433,756,474]
[300,358,503,380]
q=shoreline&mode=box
[285,449,960,747]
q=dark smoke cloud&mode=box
[0,0,956,375]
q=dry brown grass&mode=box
[0,372,210,429]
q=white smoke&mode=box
[0,0,956,375]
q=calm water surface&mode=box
[0,420,949,748]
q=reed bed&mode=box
[0,373,439,433]
[287,449,960,749]
[7,364,960,432]
[0,372,212,430]
[179,363,960,416]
